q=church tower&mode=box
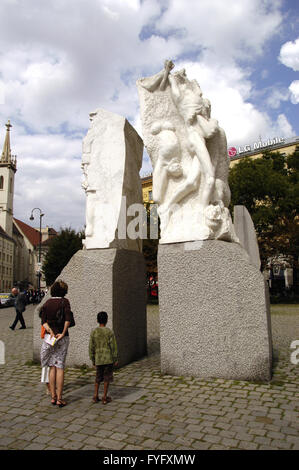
[0,120,17,237]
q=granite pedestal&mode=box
[158,240,272,381]
[33,249,147,367]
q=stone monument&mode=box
[233,205,261,270]
[33,109,147,368]
[137,61,272,381]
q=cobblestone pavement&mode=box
[0,303,298,451]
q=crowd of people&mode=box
[25,288,46,305]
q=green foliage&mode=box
[42,227,83,286]
[229,147,299,269]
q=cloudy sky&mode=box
[0,0,298,232]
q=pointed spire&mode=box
[1,120,12,163]
[1,120,16,169]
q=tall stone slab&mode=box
[81,108,144,251]
[234,205,261,270]
[34,109,147,367]
[158,240,272,381]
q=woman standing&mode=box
[40,280,72,407]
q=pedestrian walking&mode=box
[9,287,27,330]
[89,311,118,404]
[40,280,74,407]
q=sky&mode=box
[0,0,298,232]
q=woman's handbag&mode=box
[56,299,75,327]
[56,300,65,326]
[69,311,76,328]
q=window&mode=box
[0,176,3,190]
[148,190,153,201]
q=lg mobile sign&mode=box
[228,137,285,158]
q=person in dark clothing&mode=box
[9,287,27,330]
[40,280,72,407]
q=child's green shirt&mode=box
[89,326,118,366]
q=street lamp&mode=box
[29,208,44,294]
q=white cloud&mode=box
[266,87,290,109]
[274,114,294,137]
[11,131,85,231]
[279,38,299,71]
[289,80,299,104]
[156,0,282,61]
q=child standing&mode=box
[89,311,118,404]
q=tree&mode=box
[229,147,299,271]
[42,228,83,286]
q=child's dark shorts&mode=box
[96,364,114,384]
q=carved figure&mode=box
[137,61,239,243]
[151,120,182,204]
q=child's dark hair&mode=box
[97,311,108,325]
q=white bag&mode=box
[41,366,49,383]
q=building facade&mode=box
[0,226,14,291]
[141,174,154,204]
[0,121,57,291]
[228,135,299,167]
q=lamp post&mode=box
[29,208,44,295]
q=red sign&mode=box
[228,147,237,157]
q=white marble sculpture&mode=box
[81,108,144,251]
[137,61,239,244]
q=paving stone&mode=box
[110,432,129,441]
[99,439,126,450]
[238,441,259,450]
[0,437,15,446]
[219,430,236,439]
[254,436,272,446]
[68,433,89,442]
[271,439,293,449]
[48,437,69,447]
[281,426,298,436]
[267,431,286,440]
[190,441,211,450]
[202,434,223,445]
[63,441,85,450]
[24,443,46,450]
[222,437,239,448]
[66,424,83,433]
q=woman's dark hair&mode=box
[50,280,68,297]
[97,311,108,325]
